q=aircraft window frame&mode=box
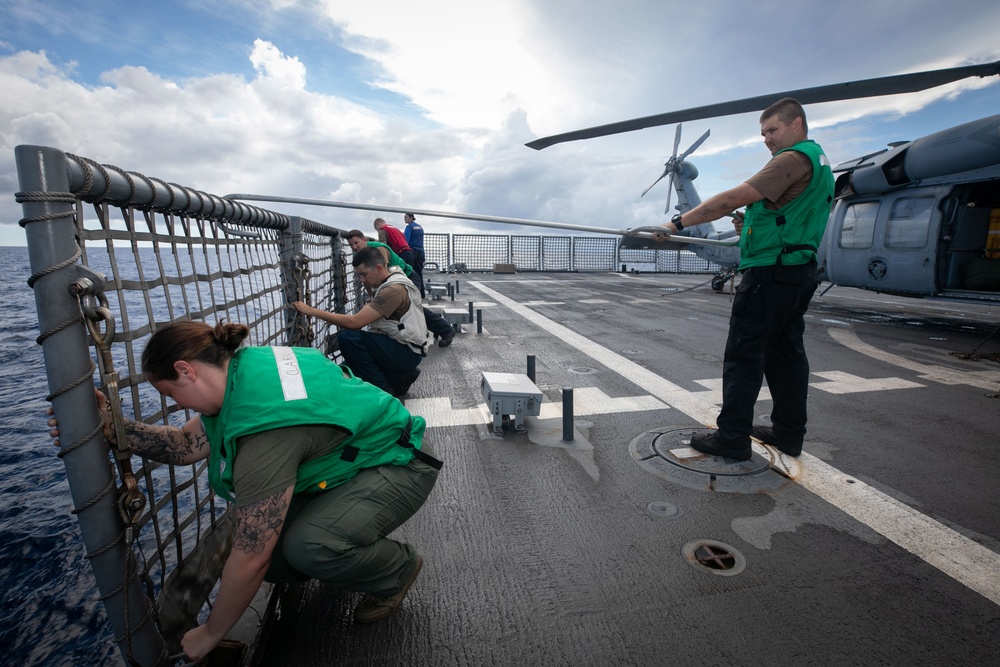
[885,196,934,249]
[839,201,879,249]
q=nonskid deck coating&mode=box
[257,272,1000,667]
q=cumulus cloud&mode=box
[0,41,438,234]
[249,38,306,89]
[3,0,1000,245]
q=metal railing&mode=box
[419,232,721,273]
[15,145,353,666]
[225,192,726,275]
[14,144,723,666]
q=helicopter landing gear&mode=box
[711,268,736,292]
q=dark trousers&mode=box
[422,307,452,338]
[337,329,421,394]
[412,248,426,297]
[396,248,424,298]
[715,263,818,448]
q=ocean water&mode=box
[0,246,119,666]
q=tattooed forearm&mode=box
[122,420,209,465]
[234,491,288,555]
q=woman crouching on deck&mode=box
[53,320,441,662]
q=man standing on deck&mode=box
[653,97,834,461]
[375,218,415,271]
[344,230,455,347]
[404,213,426,298]
[293,246,430,397]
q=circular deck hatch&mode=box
[629,427,793,493]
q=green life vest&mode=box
[200,346,427,502]
[739,140,834,269]
[368,240,413,276]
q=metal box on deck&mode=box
[481,372,543,434]
[442,307,471,330]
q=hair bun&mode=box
[214,321,250,351]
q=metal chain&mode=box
[69,276,149,666]
[291,252,314,346]
[658,267,737,298]
[957,320,1000,360]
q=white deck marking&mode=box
[828,327,1000,391]
[797,463,1000,606]
[693,378,770,405]
[405,398,486,428]
[468,280,1000,607]
[537,388,666,417]
[809,370,924,394]
[409,387,667,428]
[431,301,498,308]
[469,281,720,425]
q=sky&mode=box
[2,0,1000,247]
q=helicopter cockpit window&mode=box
[839,202,878,248]
[885,196,934,249]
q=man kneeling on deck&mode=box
[343,229,456,348]
[294,246,431,397]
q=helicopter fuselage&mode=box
[819,166,1000,302]
[672,113,1000,303]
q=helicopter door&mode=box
[939,180,1000,293]
[825,192,940,295]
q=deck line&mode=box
[469,279,1000,607]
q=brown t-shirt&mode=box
[231,425,350,506]
[745,151,813,210]
[369,282,410,321]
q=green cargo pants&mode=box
[264,444,439,599]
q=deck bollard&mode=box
[476,309,483,334]
[562,387,574,442]
[526,355,535,383]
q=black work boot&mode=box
[751,425,802,457]
[689,430,752,461]
[390,367,421,397]
[438,328,455,347]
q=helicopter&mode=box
[527,59,1000,303]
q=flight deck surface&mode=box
[258,271,1000,666]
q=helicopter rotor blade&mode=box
[642,124,684,198]
[525,59,1000,150]
[678,129,711,162]
[663,171,674,214]
[640,169,668,198]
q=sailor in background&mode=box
[403,212,426,298]
[295,246,431,396]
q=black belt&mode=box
[338,418,443,470]
[396,418,443,470]
[744,260,817,282]
[777,243,817,265]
